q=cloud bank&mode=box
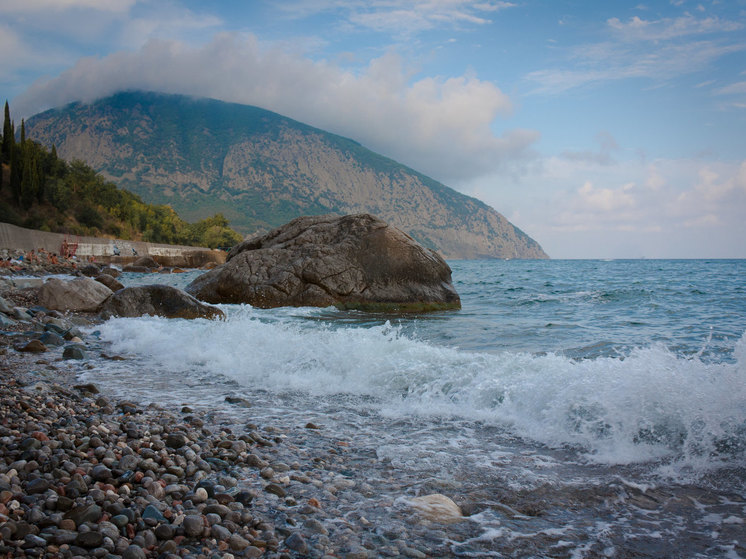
[15,33,536,185]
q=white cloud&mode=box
[0,0,136,14]
[576,181,636,213]
[14,33,535,184]
[278,0,517,35]
[466,155,746,258]
[607,13,743,41]
[715,81,746,95]
[527,12,746,94]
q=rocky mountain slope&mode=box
[26,91,548,259]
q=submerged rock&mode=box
[407,494,463,523]
[186,213,460,312]
[100,284,224,320]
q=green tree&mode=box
[21,148,37,209]
[9,144,21,205]
[2,101,12,161]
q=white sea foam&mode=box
[93,305,746,468]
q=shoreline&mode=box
[0,305,300,558]
[3,265,746,558]
[0,273,457,559]
[0,276,351,559]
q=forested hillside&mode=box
[0,102,242,249]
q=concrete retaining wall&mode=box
[0,222,227,268]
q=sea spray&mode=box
[79,259,746,557]
[93,306,746,469]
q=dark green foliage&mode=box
[0,102,243,249]
[9,144,21,205]
[2,101,12,162]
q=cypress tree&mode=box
[20,119,25,145]
[2,101,11,161]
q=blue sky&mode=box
[2,0,745,258]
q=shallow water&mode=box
[78,259,746,557]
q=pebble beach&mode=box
[0,263,463,559]
[3,258,746,559]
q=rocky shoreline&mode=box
[0,271,463,559]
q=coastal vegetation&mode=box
[0,101,243,249]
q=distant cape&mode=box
[26,91,548,259]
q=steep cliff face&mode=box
[26,91,548,259]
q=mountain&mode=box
[25,91,548,259]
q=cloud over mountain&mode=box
[15,33,537,186]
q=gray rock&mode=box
[95,274,124,292]
[183,514,204,537]
[119,454,139,470]
[165,432,189,449]
[229,533,251,551]
[39,331,65,346]
[154,523,174,540]
[23,533,47,547]
[244,546,264,558]
[133,256,160,269]
[38,277,113,312]
[100,267,122,278]
[211,524,231,541]
[111,515,129,529]
[264,483,286,498]
[90,464,111,481]
[142,504,165,523]
[50,529,79,545]
[100,284,224,320]
[98,521,120,541]
[76,530,104,548]
[203,503,230,517]
[0,313,17,328]
[304,518,328,535]
[186,214,461,312]
[63,344,87,360]
[79,263,102,277]
[64,504,102,527]
[122,544,147,559]
[285,532,309,554]
[0,295,14,315]
[25,478,50,494]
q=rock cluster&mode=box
[1,260,471,558]
[187,214,461,312]
[0,364,279,558]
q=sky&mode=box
[2,0,745,258]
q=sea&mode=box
[79,259,746,557]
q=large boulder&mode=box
[186,214,460,312]
[38,277,113,312]
[100,285,224,320]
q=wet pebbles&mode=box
[0,290,441,558]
